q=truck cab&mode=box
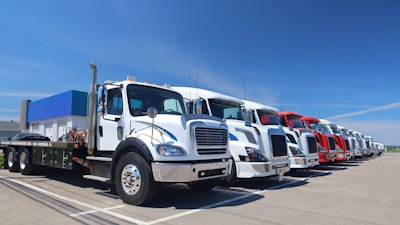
[337,125,356,159]
[348,130,364,158]
[301,116,337,164]
[275,111,319,169]
[363,135,376,157]
[173,87,290,185]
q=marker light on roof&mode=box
[127,76,136,82]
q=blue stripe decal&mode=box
[229,133,238,141]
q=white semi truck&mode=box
[1,63,232,205]
[337,125,357,158]
[173,87,290,185]
[247,104,319,169]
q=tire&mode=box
[114,152,157,205]
[225,159,237,186]
[6,147,19,172]
[19,147,35,175]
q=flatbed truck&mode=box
[1,62,232,205]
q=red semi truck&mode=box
[301,117,337,164]
[319,119,352,161]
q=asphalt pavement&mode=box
[1,154,399,225]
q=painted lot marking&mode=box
[69,205,126,217]
[0,175,146,225]
[0,170,329,225]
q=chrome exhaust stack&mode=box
[87,62,97,155]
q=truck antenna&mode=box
[196,60,199,98]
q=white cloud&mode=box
[0,109,19,113]
[331,119,400,146]
[0,56,49,68]
[0,92,51,98]
[326,102,400,120]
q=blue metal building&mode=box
[21,90,88,141]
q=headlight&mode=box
[289,146,305,157]
[241,147,268,162]
[317,145,328,153]
[156,144,187,156]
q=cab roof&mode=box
[173,86,244,105]
[242,100,279,112]
[276,111,303,117]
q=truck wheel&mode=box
[6,147,19,172]
[225,159,237,186]
[114,152,157,205]
[19,147,35,175]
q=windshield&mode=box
[341,129,350,137]
[208,98,244,120]
[257,109,279,125]
[287,115,305,128]
[308,121,322,132]
[320,124,332,135]
[330,124,341,135]
[127,85,185,116]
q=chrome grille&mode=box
[345,140,350,151]
[195,127,228,155]
[307,136,317,153]
[271,135,288,157]
[351,139,356,149]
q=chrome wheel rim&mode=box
[7,151,14,168]
[121,164,141,195]
[19,151,27,170]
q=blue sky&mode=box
[1,0,399,145]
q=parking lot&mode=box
[1,154,399,225]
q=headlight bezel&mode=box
[289,146,306,157]
[156,144,187,156]
[240,147,268,162]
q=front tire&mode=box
[225,159,237,186]
[19,147,35,175]
[114,152,157,205]
[6,147,19,172]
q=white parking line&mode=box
[69,205,126,217]
[0,175,147,225]
[146,170,330,225]
[1,170,329,225]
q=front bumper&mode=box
[354,149,363,157]
[235,159,290,178]
[335,152,345,161]
[151,159,231,182]
[290,156,319,169]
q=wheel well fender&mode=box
[110,137,154,181]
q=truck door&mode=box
[97,86,124,151]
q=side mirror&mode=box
[147,106,158,119]
[244,110,253,122]
[244,110,253,127]
[193,99,202,114]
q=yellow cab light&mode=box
[127,76,136,83]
